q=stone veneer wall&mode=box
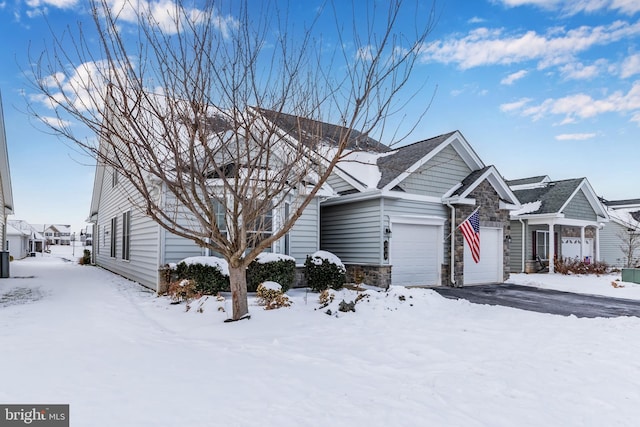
[443,180,511,287]
[344,264,392,289]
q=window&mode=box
[110,217,117,258]
[212,198,273,251]
[122,211,131,260]
[212,199,227,236]
[112,169,118,187]
[535,230,549,260]
[247,200,273,251]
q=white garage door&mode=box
[391,223,440,286]
[464,227,502,285]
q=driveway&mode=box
[433,283,640,318]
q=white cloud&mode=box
[40,116,73,129]
[559,59,607,80]
[555,132,597,140]
[26,0,77,8]
[504,81,640,123]
[468,17,485,24]
[497,0,640,15]
[501,69,528,85]
[356,45,374,61]
[499,97,532,112]
[419,20,640,70]
[620,53,640,78]
[32,60,126,113]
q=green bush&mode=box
[304,251,346,292]
[174,259,230,295]
[247,254,296,292]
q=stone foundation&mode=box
[344,264,392,289]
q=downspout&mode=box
[519,218,526,273]
[446,202,456,287]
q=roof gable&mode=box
[378,130,484,191]
[510,177,608,219]
[444,165,520,207]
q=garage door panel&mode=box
[464,227,502,285]
[391,223,440,286]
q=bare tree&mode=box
[28,0,435,320]
[617,224,640,268]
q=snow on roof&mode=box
[6,222,29,236]
[607,207,640,228]
[511,200,542,216]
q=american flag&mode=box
[460,209,480,263]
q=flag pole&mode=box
[443,206,480,241]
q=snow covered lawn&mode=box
[2,247,640,426]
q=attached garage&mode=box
[464,227,503,285]
[390,219,444,286]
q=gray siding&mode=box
[600,221,636,268]
[288,197,319,264]
[563,189,597,221]
[321,198,382,265]
[327,171,358,194]
[509,220,525,272]
[400,145,472,196]
[94,167,161,289]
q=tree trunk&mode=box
[228,264,250,321]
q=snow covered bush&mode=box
[554,258,610,275]
[174,257,230,295]
[247,253,296,292]
[256,281,291,310]
[78,249,91,265]
[304,250,346,292]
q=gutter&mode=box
[519,218,526,273]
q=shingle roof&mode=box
[376,131,456,189]
[450,166,492,197]
[511,178,584,215]
[602,198,640,207]
[257,108,389,152]
[505,175,548,187]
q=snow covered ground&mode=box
[2,245,640,426]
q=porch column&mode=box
[548,222,555,273]
[580,226,586,262]
[595,226,601,262]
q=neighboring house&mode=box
[43,224,72,245]
[80,225,92,246]
[507,176,609,273]
[8,219,45,254]
[0,92,14,260]
[6,222,28,259]
[599,199,640,268]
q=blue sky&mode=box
[1,0,639,233]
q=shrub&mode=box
[304,250,346,292]
[78,249,91,265]
[174,257,230,295]
[554,257,610,275]
[247,254,296,292]
[256,282,291,310]
[166,279,201,303]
